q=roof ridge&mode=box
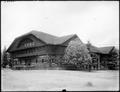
[30,30,59,38]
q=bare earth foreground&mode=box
[1,69,119,91]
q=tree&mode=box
[1,51,3,65]
[2,46,9,68]
[107,48,119,70]
[64,39,92,71]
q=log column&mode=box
[97,54,100,70]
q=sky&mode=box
[1,1,119,51]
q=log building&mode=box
[7,31,118,70]
[7,31,82,67]
[86,43,118,70]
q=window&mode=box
[30,43,32,47]
[31,42,35,46]
[17,38,34,48]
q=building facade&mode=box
[7,31,118,70]
[7,31,82,67]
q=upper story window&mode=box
[17,38,35,48]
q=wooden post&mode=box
[97,55,100,70]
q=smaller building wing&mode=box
[86,44,101,53]
[86,43,116,54]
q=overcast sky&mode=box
[1,1,119,51]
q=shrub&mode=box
[64,39,92,70]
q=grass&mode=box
[1,69,119,91]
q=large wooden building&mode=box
[7,31,118,70]
[7,31,82,67]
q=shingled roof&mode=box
[7,31,79,52]
[98,46,115,54]
[86,44,101,53]
[86,43,115,54]
[54,34,78,44]
[16,30,78,44]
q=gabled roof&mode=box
[7,31,79,52]
[86,43,115,54]
[16,30,77,44]
[98,46,115,54]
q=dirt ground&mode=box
[1,69,119,91]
